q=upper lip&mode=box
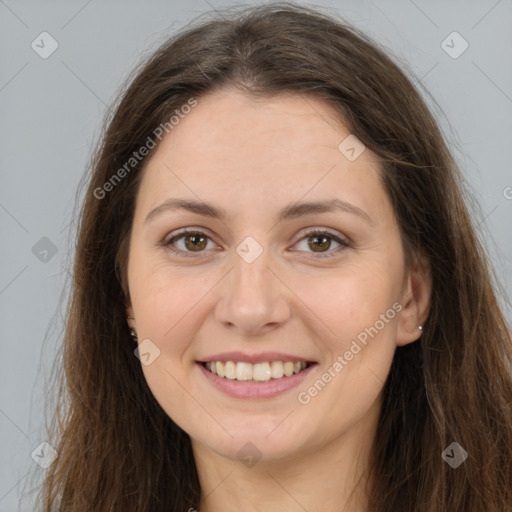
[199,352,316,364]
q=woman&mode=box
[36,2,512,511]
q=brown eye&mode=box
[164,229,215,257]
[307,234,332,252]
[293,229,350,259]
[183,233,208,251]
[164,228,350,259]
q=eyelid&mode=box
[162,226,351,259]
[294,226,348,243]
[290,227,351,259]
[161,227,219,255]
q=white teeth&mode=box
[204,360,308,380]
[216,361,226,377]
[283,361,294,377]
[253,362,272,382]
[236,362,253,381]
[270,361,284,378]
[225,361,236,380]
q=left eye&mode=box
[292,229,350,258]
[163,228,350,258]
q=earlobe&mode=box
[396,253,431,347]
[125,306,138,342]
[125,302,136,330]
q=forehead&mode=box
[135,89,389,223]
[158,89,352,169]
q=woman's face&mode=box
[126,89,427,463]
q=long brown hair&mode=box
[34,3,512,510]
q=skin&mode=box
[125,89,431,512]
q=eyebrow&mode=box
[145,197,373,226]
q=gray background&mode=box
[1,0,511,510]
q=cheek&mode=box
[290,259,402,409]
[292,267,399,432]
[131,265,212,344]
[130,262,217,427]
[292,261,400,342]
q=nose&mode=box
[214,247,291,335]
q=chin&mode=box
[189,413,319,465]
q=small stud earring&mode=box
[127,317,137,342]
[418,325,423,331]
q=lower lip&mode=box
[197,362,317,399]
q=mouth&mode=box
[201,360,312,382]
[197,359,317,399]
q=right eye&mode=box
[163,229,218,257]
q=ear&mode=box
[396,252,431,347]
[125,299,136,331]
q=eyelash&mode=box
[162,228,351,259]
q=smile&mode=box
[203,361,309,381]
[198,359,316,399]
